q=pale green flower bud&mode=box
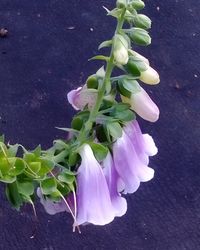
[131,0,145,10]
[140,66,160,85]
[113,35,129,65]
[134,14,152,30]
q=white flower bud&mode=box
[121,86,159,122]
[113,35,129,65]
[140,65,160,85]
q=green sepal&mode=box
[106,122,122,140]
[98,40,112,50]
[117,76,141,98]
[89,142,108,161]
[86,75,99,89]
[89,55,110,62]
[6,182,23,210]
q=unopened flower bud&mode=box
[113,35,129,65]
[134,14,151,30]
[140,66,160,85]
[131,0,145,10]
[128,28,151,46]
[121,86,159,122]
[86,75,98,89]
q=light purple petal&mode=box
[113,131,154,194]
[130,87,159,122]
[76,144,115,226]
[67,86,97,111]
[103,152,127,217]
[37,188,67,215]
[67,87,82,110]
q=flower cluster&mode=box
[0,0,160,233]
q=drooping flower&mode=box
[113,34,129,65]
[113,120,156,194]
[102,152,127,217]
[67,85,97,111]
[76,144,115,226]
[121,86,160,122]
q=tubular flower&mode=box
[113,34,129,65]
[113,120,156,194]
[67,85,97,111]
[121,86,159,122]
[76,144,115,226]
[102,152,127,217]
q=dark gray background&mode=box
[0,0,199,249]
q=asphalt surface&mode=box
[0,0,199,249]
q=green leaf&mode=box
[0,157,10,175]
[71,117,83,131]
[8,158,25,176]
[107,122,122,140]
[7,144,19,157]
[41,178,57,195]
[39,159,54,176]
[17,181,34,196]
[28,162,41,174]
[68,152,79,167]
[112,103,130,112]
[32,145,41,157]
[113,109,136,122]
[0,175,16,183]
[89,143,108,161]
[6,182,22,210]
[98,40,112,50]
[58,172,75,185]
[89,55,110,61]
[103,7,123,18]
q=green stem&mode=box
[77,7,126,144]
